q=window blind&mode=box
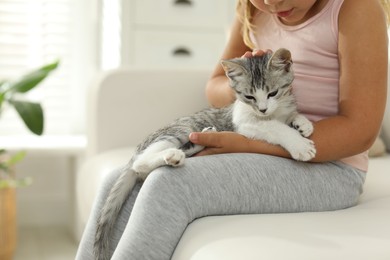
[0,0,79,135]
[101,0,121,70]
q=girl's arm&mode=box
[309,0,388,162]
[192,0,388,162]
[205,15,253,108]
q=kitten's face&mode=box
[221,48,294,117]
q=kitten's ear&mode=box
[267,48,292,72]
[221,58,248,82]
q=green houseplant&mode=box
[0,60,59,187]
[0,61,59,260]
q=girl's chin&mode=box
[278,13,307,26]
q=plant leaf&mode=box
[6,60,60,94]
[0,163,8,172]
[0,80,6,92]
[0,180,10,189]
[6,151,27,166]
[0,92,4,110]
[0,177,32,189]
[8,100,44,135]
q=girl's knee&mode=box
[142,166,187,194]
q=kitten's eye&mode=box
[244,95,256,101]
[267,90,278,98]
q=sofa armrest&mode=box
[86,69,211,156]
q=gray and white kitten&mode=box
[94,48,316,260]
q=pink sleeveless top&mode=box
[250,0,368,172]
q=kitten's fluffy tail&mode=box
[94,165,138,260]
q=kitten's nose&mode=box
[259,109,267,113]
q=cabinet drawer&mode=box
[132,30,226,68]
[134,0,229,29]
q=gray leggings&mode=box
[76,153,365,260]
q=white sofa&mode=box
[76,69,390,259]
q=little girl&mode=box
[76,0,389,259]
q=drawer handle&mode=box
[172,47,192,57]
[174,0,192,6]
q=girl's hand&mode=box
[189,131,251,156]
[189,130,291,159]
[242,49,272,58]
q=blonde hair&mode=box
[381,0,390,23]
[237,0,390,49]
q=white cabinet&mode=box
[134,0,228,28]
[122,0,236,69]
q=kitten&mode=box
[93,48,316,260]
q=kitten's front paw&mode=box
[289,138,316,161]
[292,115,314,137]
[163,149,185,167]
